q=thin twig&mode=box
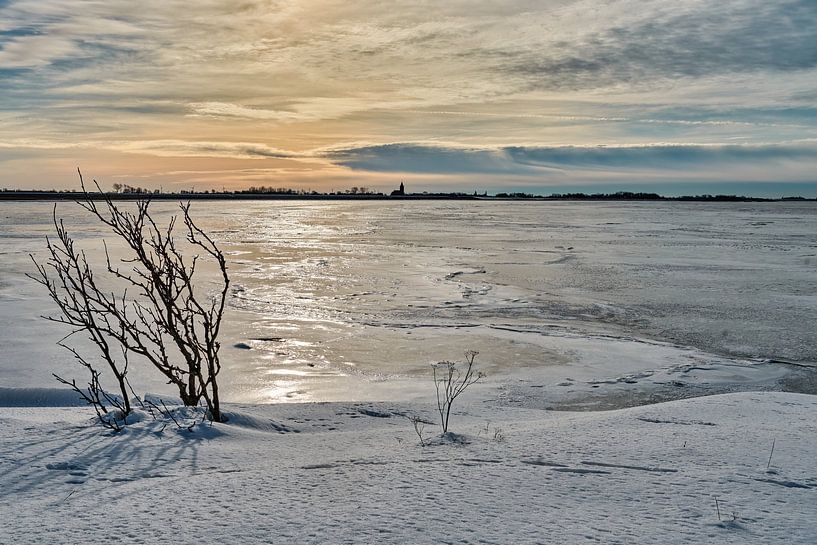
[767,438,776,469]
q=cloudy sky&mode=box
[1,0,816,195]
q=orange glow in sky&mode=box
[2,1,816,196]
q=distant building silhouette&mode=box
[391,182,405,196]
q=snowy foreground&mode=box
[2,391,816,544]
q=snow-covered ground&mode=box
[1,390,815,544]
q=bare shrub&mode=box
[406,414,437,446]
[52,344,127,431]
[408,415,428,446]
[29,170,230,423]
[478,421,505,443]
[432,350,485,434]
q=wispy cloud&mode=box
[1,1,816,192]
[0,34,82,68]
[109,140,304,160]
[188,103,308,123]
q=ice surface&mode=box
[2,200,816,404]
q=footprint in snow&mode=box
[551,468,611,475]
[46,461,89,482]
[46,462,87,471]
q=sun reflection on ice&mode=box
[259,380,309,403]
[265,369,314,377]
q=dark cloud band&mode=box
[325,141,817,177]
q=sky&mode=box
[1,0,817,196]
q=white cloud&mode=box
[0,34,80,68]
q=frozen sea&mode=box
[1,199,816,405]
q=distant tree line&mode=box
[546,191,663,200]
[239,186,318,195]
[494,191,803,202]
[236,185,382,195]
[111,183,159,195]
[2,187,814,201]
